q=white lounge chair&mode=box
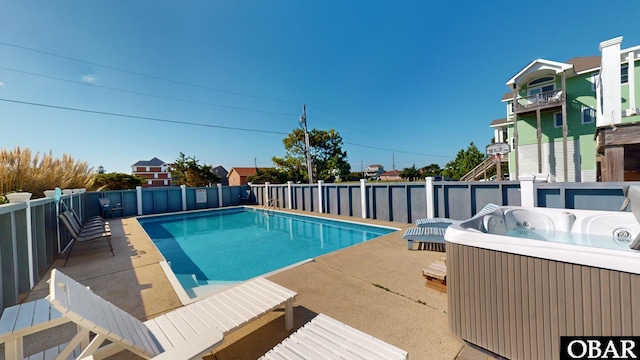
[0,269,297,360]
[403,227,447,251]
[414,203,501,228]
[405,203,501,251]
[260,313,408,360]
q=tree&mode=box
[421,163,442,178]
[442,142,487,180]
[171,153,220,187]
[348,172,364,181]
[400,164,421,181]
[247,168,288,184]
[93,173,144,190]
[273,128,351,183]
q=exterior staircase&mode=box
[459,156,508,182]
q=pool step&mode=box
[174,273,200,288]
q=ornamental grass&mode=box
[0,146,94,201]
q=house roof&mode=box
[566,56,601,73]
[380,170,401,176]
[228,167,269,177]
[212,166,228,174]
[502,56,602,101]
[131,157,166,167]
[490,118,509,127]
[506,59,574,87]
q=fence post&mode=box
[265,182,270,206]
[360,179,367,219]
[55,187,61,253]
[25,199,34,288]
[136,186,143,215]
[217,183,223,207]
[519,175,536,207]
[62,189,72,210]
[74,189,83,221]
[287,181,293,209]
[318,180,323,213]
[181,185,187,211]
[425,177,435,219]
[7,194,34,290]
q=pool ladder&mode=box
[264,199,280,214]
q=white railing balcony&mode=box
[513,89,564,113]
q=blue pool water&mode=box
[138,208,396,296]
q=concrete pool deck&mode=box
[12,208,490,359]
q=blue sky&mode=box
[1,1,639,175]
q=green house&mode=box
[492,36,640,182]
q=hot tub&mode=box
[445,205,640,360]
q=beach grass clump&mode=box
[0,146,95,201]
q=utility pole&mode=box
[299,104,313,184]
[392,152,395,170]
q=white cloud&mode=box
[0,81,5,87]
[82,75,95,83]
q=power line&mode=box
[1,65,418,142]
[0,41,456,158]
[308,115,414,143]
[343,141,450,158]
[1,97,452,158]
[0,41,433,142]
[1,63,436,145]
[0,98,289,135]
[0,65,425,143]
[307,103,418,137]
[0,66,298,117]
[0,40,302,105]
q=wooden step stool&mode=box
[422,257,447,285]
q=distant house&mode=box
[380,170,402,181]
[228,167,269,186]
[364,164,385,179]
[212,166,229,186]
[493,36,640,182]
[131,157,172,187]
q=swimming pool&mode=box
[138,207,397,300]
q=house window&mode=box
[527,77,555,99]
[554,112,563,128]
[581,106,595,124]
[530,84,554,96]
[621,64,629,84]
[529,77,554,86]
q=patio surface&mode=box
[9,207,492,359]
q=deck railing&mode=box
[513,89,564,112]
[0,179,636,311]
